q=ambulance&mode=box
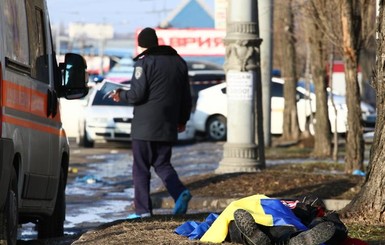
[0,0,89,244]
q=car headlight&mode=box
[360,102,375,114]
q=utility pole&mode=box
[216,0,264,173]
[259,0,273,147]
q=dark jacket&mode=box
[119,45,192,142]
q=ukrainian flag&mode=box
[200,194,307,243]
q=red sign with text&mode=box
[135,28,226,56]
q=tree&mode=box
[280,0,301,142]
[359,3,377,106]
[340,0,365,173]
[341,0,385,222]
[307,0,373,172]
[303,1,332,157]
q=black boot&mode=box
[233,209,271,245]
[289,221,335,245]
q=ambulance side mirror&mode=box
[59,53,89,99]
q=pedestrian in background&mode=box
[110,27,192,219]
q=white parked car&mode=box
[77,81,134,147]
[193,77,376,141]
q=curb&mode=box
[152,196,351,212]
[323,199,351,211]
[152,196,238,212]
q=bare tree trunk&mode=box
[341,0,385,221]
[359,1,377,105]
[340,0,364,173]
[343,58,364,172]
[305,1,332,157]
[281,0,301,142]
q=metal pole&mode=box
[259,0,273,147]
[216,0,263,173]
[98,38,105,76]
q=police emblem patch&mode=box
[135,67,143,79]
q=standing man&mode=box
[110,27,192,219]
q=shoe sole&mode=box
[289,221,335,245]
[234,209,271,245]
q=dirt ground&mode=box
[45,164,374,244]
[179,162,363,200]
[69,162,385,245]
[20,141,385,245]
[71,165,364,244]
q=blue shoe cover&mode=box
[173,189,192,215]
[126,213,151,219]
[352,169,366,176]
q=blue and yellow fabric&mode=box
[174,213,219,240]
[175,194,308,243]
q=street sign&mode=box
[135,28,226,56]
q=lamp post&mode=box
[259,0,273,147]
[216,0,264,173]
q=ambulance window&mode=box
[25,0,49,83]
[3,0,29,66]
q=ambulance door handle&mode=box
[47,89,58,117]
[51,90,58,117]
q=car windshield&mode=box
[297,80,315,93]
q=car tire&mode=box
[82,125,94,148]
[37,167,66,239]
[0,168,18,245]
[206,115,227,141]
[307,114,316,136]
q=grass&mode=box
[347,224,385,244]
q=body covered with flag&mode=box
[176,194,307,243]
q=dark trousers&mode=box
[132,139,187,215]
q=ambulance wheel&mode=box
[0,168,18,245]
[37,167,65,239]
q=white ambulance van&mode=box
[0,0,89,244]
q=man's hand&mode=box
[109,89,122,102]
